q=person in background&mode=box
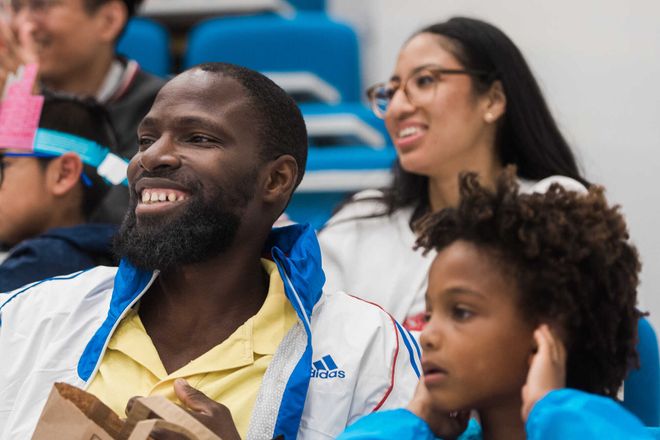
[318,17,587,330]
[0,93,119,291]
[338,170,652,440]
[0,0,164,223]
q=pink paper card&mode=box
[0,64,43,151]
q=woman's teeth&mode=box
[141,190,186,204]
[398,126,422,138]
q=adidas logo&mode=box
[311,355,346,379]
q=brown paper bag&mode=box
[121,396,222,440]
[32,383,223,440]
[32,382,124,440]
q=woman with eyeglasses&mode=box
[318,17,588,329]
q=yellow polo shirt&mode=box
[87,259,298,438]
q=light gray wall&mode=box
[331,0,660,332]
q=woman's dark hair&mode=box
[348,17,589,226]
[38,91,119,219]
[415,168,641,398]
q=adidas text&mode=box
[311,369,346,379]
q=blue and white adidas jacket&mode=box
[0,224,420,439]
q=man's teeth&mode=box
[398,126,422,138]
[141,190,186,204]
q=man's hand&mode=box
[407,379,470,440]
[125,379,241,440]
[521,324,567,422]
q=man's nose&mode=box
[137,136,180,173]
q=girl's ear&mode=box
[483,80,507,124]
[46,153,84,197]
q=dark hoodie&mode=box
[0,223,117,292]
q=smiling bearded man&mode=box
[114,161,257,270]
[0,63,419,440]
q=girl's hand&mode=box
[407,379,470,440]
[521,324,567,422]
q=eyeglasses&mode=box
[0,152,92,187]
[366,64,490,119]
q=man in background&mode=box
[1,0,164,223]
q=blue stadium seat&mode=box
[184,13,361,103]
[623,317,660,426]
[287,103,392,227]
[301,103,390,148]
[117,17,171,78]
[285,104,392,227]
[288,145,397,228]
[285,0,325,11]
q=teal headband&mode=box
[33,128,129,186]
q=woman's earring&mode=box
[485,112,494,123]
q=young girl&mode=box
[338,170,652,439]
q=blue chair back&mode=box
[117,17,171,77]
[623,317,660,426]
[287,145,397,228]
[285,0,326,10]
[300,103,390,148]
[184,13,361,102]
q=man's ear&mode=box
[482,80,507,124]
[93,0,128,44]
[261,155,298,206]
[46,153,84,197]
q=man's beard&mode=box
[113,173,256,271]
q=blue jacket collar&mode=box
[266,223,325,320]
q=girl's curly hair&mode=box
[415,168,642,398]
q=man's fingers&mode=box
[171,380,241,440]
[125,395,143,416]
[173,378,217,415]
[149,427,191,440]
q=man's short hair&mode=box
[83,0,143,16]
[194,62,308,190]
[39,92,118,219]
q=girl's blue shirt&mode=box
[338,388,657,440]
